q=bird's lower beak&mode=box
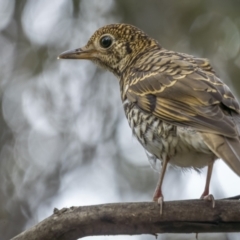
[58,47,95,60]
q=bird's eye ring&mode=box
[100,35,113,48]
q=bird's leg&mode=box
[153,156,169,214]
[200,161,215,208]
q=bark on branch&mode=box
[11,198,240,240]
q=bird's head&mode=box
[58,23,159,77]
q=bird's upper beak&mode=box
[58,46,96,60]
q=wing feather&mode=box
[126,52,240,138]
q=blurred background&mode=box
[0,0,240,239]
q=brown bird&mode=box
[58,23,240,214]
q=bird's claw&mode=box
[201,194,215,208]
[157,196,164,215]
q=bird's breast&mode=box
[123,100,215,169]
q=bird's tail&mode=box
[201,132,240,176]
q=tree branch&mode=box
[11,199,240,240]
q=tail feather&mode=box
[201,132,240,176]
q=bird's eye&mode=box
[100,35,113,48]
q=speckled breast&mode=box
[123,100,215,170]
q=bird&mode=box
[58,23,240,214]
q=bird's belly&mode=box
[125,104,214,169]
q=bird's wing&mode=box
[126,52,240,175]
[126,53,239,137]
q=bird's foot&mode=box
[201,194,215,208]
[157,196,164,215]
[153,195,164,215]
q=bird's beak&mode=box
[58,46,95,60]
